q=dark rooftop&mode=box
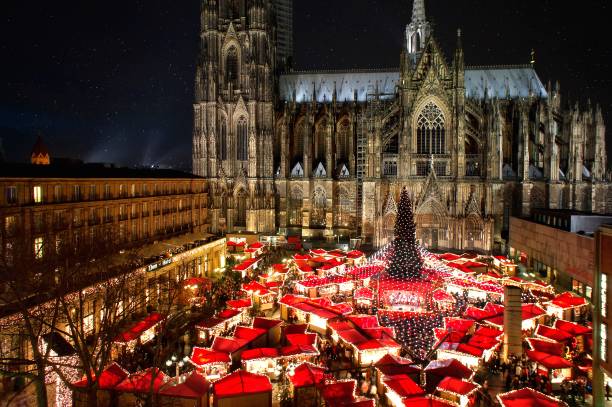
[0,162,202,180]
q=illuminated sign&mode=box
[147,258,173,272]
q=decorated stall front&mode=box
[424,359,473,393]
[553,319,592,352]
[196,308,243,343]
[72,363,129,407]
[288,362,328,407]
[233,258,260,279]
[374,354,420,395]
[212,370,272,407]
[158,371,210,407]
[295,276,354,299]
[114,368,169,407]
[279,294,353,334]
[318,379,375,407]
[525,338,573,385]
[545,292,588,321]
[113,312,166,354]
[435,377,480,407]
[190,347,231,380]
[382,374,425,407]
[497,387,568,407]
[242,281,276,311]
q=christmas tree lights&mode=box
[387,187,424,280]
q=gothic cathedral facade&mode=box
[193,0,610,252]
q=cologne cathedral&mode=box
[192,0,610,252]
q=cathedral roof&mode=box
[279,65,547,103]
[464,65,548,99]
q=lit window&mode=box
[33,186,43,203]
[34,236,44,259]
[73,185,81,201]
[6,186,17,204]
[603,274,608,318]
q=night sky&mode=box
[1,0,611,171]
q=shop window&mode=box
[603,274,608,318]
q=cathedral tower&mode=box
[193,0,277,234]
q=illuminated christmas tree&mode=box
[387,187,423,280]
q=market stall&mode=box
[158,371,210,407]
[295,276,354,299]
[496,387,568,407]
[553,319,592,352]
[72,363,129,407]
[424,359,473,393]
[318,379,375,407]
[233,258,260,279]
[525,338,573,385]
[354,287,375,308]
[382,374,426,407]
[242,281,276,311]
[435,377,480,407]
[279,294,353,334]
[212,370,272,407]
[114,368,169,406]
[545,292,588,321]
[288,362,328,407]
[190,347,231,380]
[113,312,166,353]
[196,308,243,343]
[240,348,280,378]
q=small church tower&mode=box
[406,0,431,56]
[31,136,50,165]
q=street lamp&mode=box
[166,355,190,378]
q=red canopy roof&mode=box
[286,333,317,346]
[456,343,484,357]
[402,395,456,406]
[527,338,565,356]
[474,326,503,338]
[190,347,231,366]
[320,380,356,402]
[354,287,374,300]
[284,324,308,335]
[227,298,252,309]
[241,347,279,361]
[182,277,211,288]
[554,319,593,336]
[213,370,272,398]
[424,359,472,379]
[272,263,289,273]
[436,377,479,396]
[253,317,282,330]
[443,317,475,333]
[73,362,129,389]
[348,315,381,329]
[234,258,258,271]
[234,326,267,342]
[280,344,318,356]
[375,354,418,376]
[249,242,265,249]
[242,281,272,296]
[550,292,587,309]
[211,337,248,353]
[438,253,462,261]
[218,308,241,319]
[288,362,327,388]
[114,312,165,343]
[346,250,365,259]
[536,325,574,343]
[526,351,573,370]
[297,276,351,288]
[159,371,210,399]
[432,289,454,302]
[383,375,425,398]
[115,368,168,393]
[497,387,567,407]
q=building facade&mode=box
[192,0,611,252]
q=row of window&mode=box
[4,182,203,205]
[216,117,248,161]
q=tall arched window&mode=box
[289,187,303,226]
[412,32,421,52]
[337,119,350,163]
[416,102,445,155]
[293,120,304,162]
[235,189,247,227]
[225,46,239,89]
[218,119,227,160]
[311,188,327,226]
[335,187,354,227]
[315,120,327,162]
[237,117,248,161]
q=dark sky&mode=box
[1,0,611,170]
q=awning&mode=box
[115,368,168,393]
[241,348,279,361]
[526,351,573,370]
[114,313,165,343]
[424,359,472,379]
[554,319,592,336]
[213,370,272,398]
[497,387,567,407]
[383,374,425,398]
[436,376,479,396]
[535,325,574,343]
[159,371,210,399]
[190,347,231,366]
[288,362,327,388]
[72,362,128,389]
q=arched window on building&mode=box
[218,118,227,160]
[416,102,445,155]
[289,187,303,226]
[311,188,327,226]
[236,117,248,161]
[335,187,354,227]
[293,120,305,162]
[315,120,327,162]
[412,32,421,52]
[225,46,239,89]
[235,189,247,227]
[337,118,350,164]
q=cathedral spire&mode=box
[406,0,431,55]
[411,0,426,23]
